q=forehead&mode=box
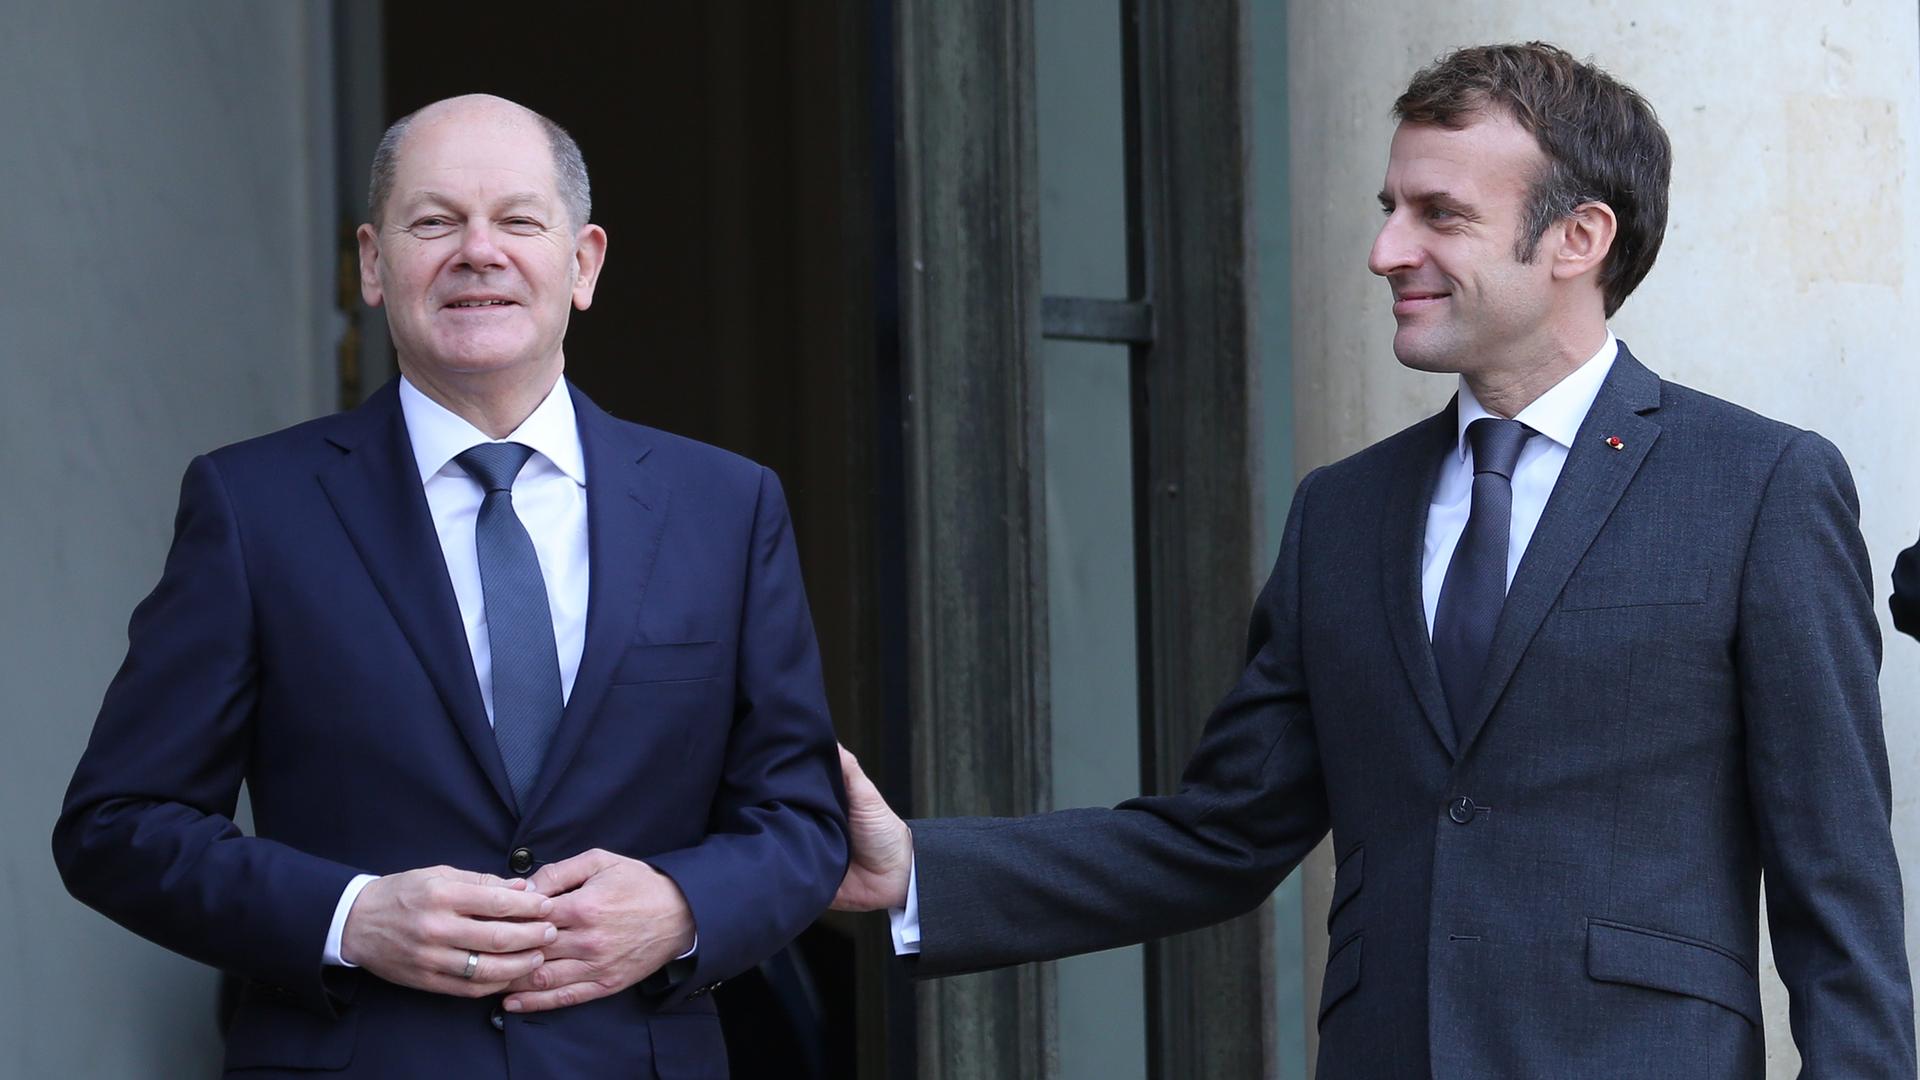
[391,108,561,204]
[1382,112,1543,205]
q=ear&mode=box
[1549,201,1617,284]
[356,224,385,308]
[570,225,609,311]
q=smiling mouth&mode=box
[446,299,517,309]
[1392,292,1450,314]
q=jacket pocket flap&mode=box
[613,641,725,685]
[1328,844,1363,923]
[1560,568,1708,611]
[1587,919,1759,1026]
[1317,933,1362,1025]
[223,995,357,1070]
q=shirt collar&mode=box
[1454,331,1618,462]
[398,373,587,486]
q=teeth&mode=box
[450,300,511,308]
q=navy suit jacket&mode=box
[54,379,849,1078]
[909,347,1914,1077]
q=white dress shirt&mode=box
[887,332,1619,954]
[323,374,590,967]
[1421,332,1617,634]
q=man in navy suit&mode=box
[834,43,1914,1076]
[54,94,847,1077]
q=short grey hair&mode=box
[366,102,592,231]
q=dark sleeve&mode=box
[910,470,1332,977]
[52,455,362,1015]
[1891,529,1920,642]
[644,467,850,1001]
[1738,432,1915,1075]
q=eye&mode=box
[409,216,455,237]
[501,216,544,232]
[1425,206,1456,222]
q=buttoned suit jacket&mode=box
[54,379,849,1079]
[909,346,1914,1078]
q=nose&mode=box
[1368,211,1421,278]
[455,219,507,271]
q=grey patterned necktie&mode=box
[455,442,562,810]
[1432,417,1533,744]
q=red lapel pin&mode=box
[1604,436,1625,451]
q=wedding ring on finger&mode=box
[461,950,480,980]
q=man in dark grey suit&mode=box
[833,42,1914,1077]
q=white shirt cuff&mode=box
[889,858,922,955]
[323,874,380,967]
[678,935,698,961]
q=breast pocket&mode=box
[612,640,727,686]
[1559,567,1708,611]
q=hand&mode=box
[340,866,555,997]
[501,849,696,1013]
[830,744,914,911]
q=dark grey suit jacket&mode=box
[911,346,1914,1078]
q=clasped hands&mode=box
[340,848,694,1013]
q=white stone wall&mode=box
[1287,3,1920,1074]
[0,3,337,1075]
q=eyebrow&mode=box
[403,191,551,215]
[1378,189,1475,212]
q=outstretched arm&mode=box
[835,472,1332,976]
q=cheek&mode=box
[1463,247,1533,299]
[381,265,437,311]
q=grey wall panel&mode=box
[0,2,335,1075]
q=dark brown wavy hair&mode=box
[1394,43,1671,317]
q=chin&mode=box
[434,339,540,374]
[1391,335,1466,375]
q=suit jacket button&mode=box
[1448,796,1477,824]
[509,847,534,875]
[489,1005,507,1032]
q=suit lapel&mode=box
[1454,345,1664,752]
[316,381,517,812]
[1382,405,1460,759]
[518,386,671,821]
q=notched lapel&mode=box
[1383,406,1460,759]
[316,382,518,812]
[1455,346,1664,752]
[519,389,671,821]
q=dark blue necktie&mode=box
[455,442,562,810]
[1432,417,1533,744]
